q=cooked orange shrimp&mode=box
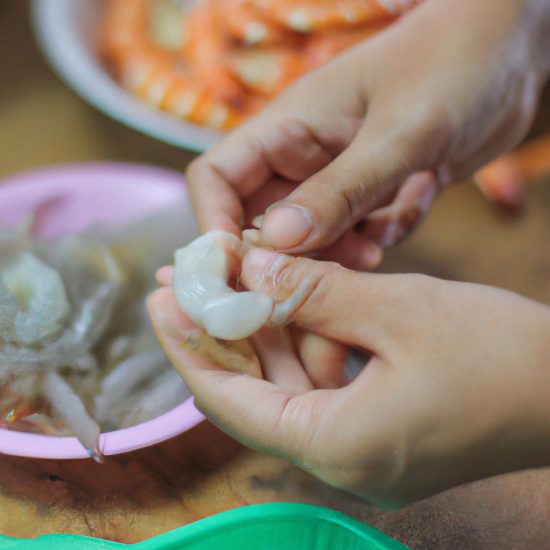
[475,135,550,212]
[252,0,419,32]
[228,46,307,96]
[222,0,296,45]
[102,0,243,129]
[183,0,246,108]
[101,0,418,130]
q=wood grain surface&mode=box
[1,1,549,548]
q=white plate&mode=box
[31,0,222,152]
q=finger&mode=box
[258,113,428,253]
[156,266,173,287]
[360,171,438,248]
[318,231,383,271]
[250,327,314,393]
[241,249,404,348]
[292,328,348,389]
[147,287,335,463]
[187,105,343,235]
[474,156,524,213]
[243,178,297,227]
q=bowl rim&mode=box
[0,162,205,459]
[0,503,408,549]
[31,0,223,152]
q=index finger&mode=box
[187,125,273,235]
[187,91,340,235]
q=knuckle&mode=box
[275,117,312,145]
[377,98,453,168]
[186,156,207,185]
[339,174,379,218]
[296,262,346,318]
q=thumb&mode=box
[241,248,402,348]
[258,121,423,253]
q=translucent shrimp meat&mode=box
[172,230,273,340]
[172,230,316,341]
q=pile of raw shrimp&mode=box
[0,206,193,460]
[101,0,417,130]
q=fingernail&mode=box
[261,205,315,249]
[360,243,383,269]
[379,222,401,248]
[251,214,264,229]
[416,182,437,213]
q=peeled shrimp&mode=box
[172,230,316,341]
[94,349,168,423]
[172,231,273,340]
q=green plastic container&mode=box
[0,503,407,549]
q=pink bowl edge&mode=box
[0,162,206,459]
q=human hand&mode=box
[188,0,549,268]
[148,250,550,506]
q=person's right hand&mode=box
[188,0,549,270]
[148,249,550,506]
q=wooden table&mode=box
[1,2,549,547]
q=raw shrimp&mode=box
[0,201,195,458]
[108,368,190,429]
[252,0,419,32]
[43,371,102,461]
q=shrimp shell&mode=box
[222,0,295,45]
[253,0,419,32]
[43,371,102,460]
[102,0,244,129]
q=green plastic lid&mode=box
[0,503,407,549]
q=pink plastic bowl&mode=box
[0,163,205,459]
